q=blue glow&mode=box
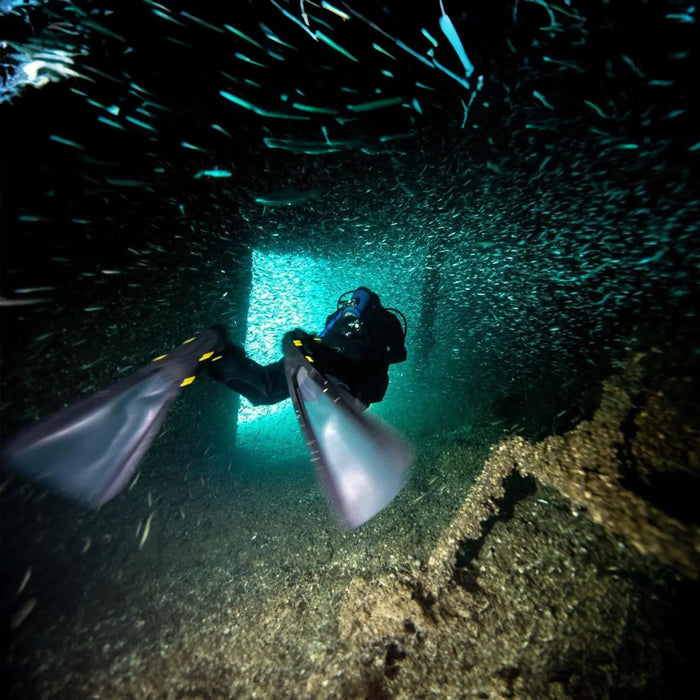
[1,48,81,104]
[235,248,427,456]
[439,13,475,78]
[0,0,43,12]
[238,251,343,425]
[422,28,439,48]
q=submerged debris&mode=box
[425,351,700,596]
[335,352,699,697]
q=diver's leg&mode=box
[208,343,289,405]
[259,359,289,404]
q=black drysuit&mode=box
[209,305,406,407]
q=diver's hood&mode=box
[347,287,380,315]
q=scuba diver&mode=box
[1,286,413,528]
[208,286,407,409]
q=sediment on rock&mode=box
[336,351,699,697]
[422,352,700,593]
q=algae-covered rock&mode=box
[335,353,699,697]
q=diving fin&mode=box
[1,327,225,508]
[283,331,414,529]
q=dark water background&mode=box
[1,0,698,696]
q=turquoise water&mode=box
[1,1,698,696]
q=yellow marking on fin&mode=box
[313,337,323,342]
[212,354,222,361]
[183,337,196,344]
[293,339,303,346]
[305,355,314,363]
[199,351,214,361]
[152,354,167,362]
[180,376,196,387]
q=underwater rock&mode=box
[422,352,700,591]
[336,351,699,697]
[516,356,700,579]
